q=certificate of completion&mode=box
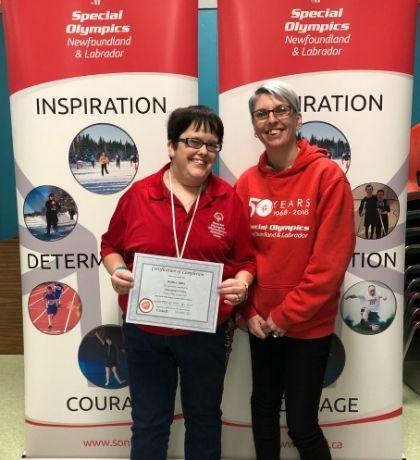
[126,253,224,333]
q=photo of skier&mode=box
[69,123,139,195]
[45,192,60,236]
[28,282,82,335]
[352,182,399,240]
[99,152,110,175]
[297,120,351,174]
[78,325,128,389]
[130,152,139,170]
[341,281,396,335]
[24,185,78,242]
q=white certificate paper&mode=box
[126,253,224,333]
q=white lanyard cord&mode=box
[168,171,202,259]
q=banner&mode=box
[219,1,417,459]
[2,0,197,457]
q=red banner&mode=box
[218,1,417,458]
[3,0,197,94]
[3,0,197,457]
[219,0,417,93]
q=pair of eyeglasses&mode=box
[178,137,222,153]
[252,104,294,122]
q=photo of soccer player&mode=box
[78,325,128,389]
[69,123,139,195]
[28,282,82,335]
[352,182,399,240]
[297,120,351,174]
[341,281,397,335]
[23,185,78,242]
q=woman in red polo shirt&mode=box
[101,105,255,460]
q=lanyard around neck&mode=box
[168,170,202,259]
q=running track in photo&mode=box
[78,325,128,389]
[28,282,82,335]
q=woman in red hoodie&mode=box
[235,80,355,460]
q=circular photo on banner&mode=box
[352,183,400,240]
[28,282,82,335]
[298,121,351,174]
[69,123,139,195]
[323,333,346,388]
[23,185,78,241]
[78,325,128,389]
[341,281,397,335]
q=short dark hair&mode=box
[167,105,224,145]
[365,184,373,190]
[377,189,384,194]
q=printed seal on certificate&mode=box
[127,253,224,333]
[138,298,154,314]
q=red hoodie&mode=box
[235,139,355,339]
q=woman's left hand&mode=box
[218,278,248,305]
[263,313,286,338]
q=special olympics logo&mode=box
[256,199,274,217]
[138,298,154,314]
[214,212,224,222]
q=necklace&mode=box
[168,170,202,259]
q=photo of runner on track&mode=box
[28,282,82,335]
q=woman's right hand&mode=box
[247,314,268,339]
[111,268,134,295]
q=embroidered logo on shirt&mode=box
[214,212,224,223]
[208,212,227,238]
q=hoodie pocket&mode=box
[253,284,295,311]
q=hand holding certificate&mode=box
[127,253,223,333]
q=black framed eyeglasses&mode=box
[252,104,294,122]
[177,137,222,153]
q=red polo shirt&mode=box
[101,164,256,335]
